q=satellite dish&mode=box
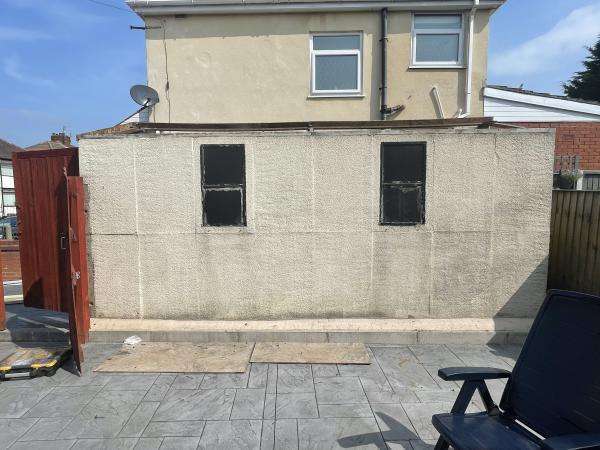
[130,85,159,107]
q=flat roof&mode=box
[78,117,507,139]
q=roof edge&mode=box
[485,86,600,117]
[127,0,505,16]
[78,117,508,139]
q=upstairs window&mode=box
[201,144,246,226]
[310,33,362,96]
[380,143,426,225]
[412,14,463,67]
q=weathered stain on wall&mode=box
[144,10,490,123]
[79,127,554,320]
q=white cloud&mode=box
[490,4,600,76]
[2,56,56,88]
[0,25,52,41]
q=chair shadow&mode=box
[338,412,428,449]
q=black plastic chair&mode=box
[432,290,600,450]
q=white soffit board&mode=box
[126,0,505,15]
[484,87,600,122]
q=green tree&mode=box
[563,37,600,102]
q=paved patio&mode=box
[0,342,520,449]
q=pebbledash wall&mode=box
[79,126,554,321]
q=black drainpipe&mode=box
[380,8,388,120]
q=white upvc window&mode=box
[411,14,464,67]
[310,33,362,96]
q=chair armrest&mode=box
[438,367,511,381]
[542,433,600,450]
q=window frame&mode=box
[411,13,465,68]
[379,142,427,226]
[200,144,247,227]
[309,32,363,97]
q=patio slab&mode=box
[0,341,521,449]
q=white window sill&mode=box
[409,64,465,69]
[308,94,365,99]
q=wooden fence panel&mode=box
[549,190,600,295]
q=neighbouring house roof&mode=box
[127,0,505,16]
[26,132,73,151]
[77,117,505,139]
[0,138,22,161]
[484,85,600,123]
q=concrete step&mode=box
[90,317,533,345]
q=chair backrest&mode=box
[500,290,600,438]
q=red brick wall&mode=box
[513,122,600,171]
[0,240,21,282]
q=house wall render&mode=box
[144,11,490,123]
[79,127,554,321]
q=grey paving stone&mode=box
[318,404,373,418]
[266,364,278,394]
[71,438,139,449]
[264,393,276,419]
[337,362,392,393]
[160,436,200,449]
[24,385,103,418]
[260,419,275,450]
[170,374,204,390]
[105,374,159,391]
[276,364,313,394]
[58,366,113,387]
[384,441,412,449]
[231,388,265,419]
[402,402,452,440]
[197,420,262,450]
[17,416,73,441]
[371,347,417,367]
[409,439,437,450]
[276,392,318,419]
[422,365,459,390]
[248,363,268,388]
[275,419,298,450]
[200,372,248,389]
[312,364,339,378]
[153,388,235,421]
[408,345,463,366]
[0,417,38,449]
[414,389,461,403]
[134,437,163,449]
[445,345,513,369]
[371,403,418,441]
[298,417,384,449]
[364,389,419,404]
[142,420,205,437]
[59,390,146,439]
[144,374,176,402]
[83,344,122,361]
[0,385,53,418]
[10,439,76,449]
[314,377,368,404]
[381,362,440,391]
[119,401,160,437]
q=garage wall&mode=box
[79,127,554,320]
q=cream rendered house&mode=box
[127,0,503,123]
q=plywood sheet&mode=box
[250,342,370,364]
[94,342,254,373]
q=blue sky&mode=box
[1,0,599,147]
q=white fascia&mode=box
[126,0,505,16]
[484,87,600,117]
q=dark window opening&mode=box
[380,143,426,225]
[201,144,246,226]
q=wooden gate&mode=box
[13,148,90,359]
